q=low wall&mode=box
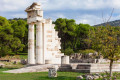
[59,63,120,73]
[70,59,120,63]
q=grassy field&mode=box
[0,68,85,80]
[0,55,120,80]
[0,68,120,80]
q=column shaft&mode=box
[28,23,35,64]
[36,22,44,64]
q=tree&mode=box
[10,19,28,53]
[11,37,25,54]
[0,16,26,56]
[55,18,92,54]
[90,25,120,77]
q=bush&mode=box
[79,49,96,54]
[64,48,74,55]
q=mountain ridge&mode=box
[94,19,120,27]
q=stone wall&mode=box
[59,63,120,73]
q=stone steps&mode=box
[72,69,90,73]
[59,64,72,72]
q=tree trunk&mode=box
[110,59,113,77]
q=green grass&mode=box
[19,55,27,59]
[0,68,120,80]
[0,68,84,80]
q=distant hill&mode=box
[94,20,120,27]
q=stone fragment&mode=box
[21,59,27,65]
[48,68,57,77]
[76,75,83,80]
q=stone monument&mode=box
[25,2,64,65]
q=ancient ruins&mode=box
[3,2,120,74]
[25,2,64,65]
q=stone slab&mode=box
[3,64,59,73]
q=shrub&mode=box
[79,49,96,54]
[64,48,74,55]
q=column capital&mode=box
[28,22,35,25]
[36,21,42,25]
[36,19,45,24]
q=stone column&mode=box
[36,22,44,64]
[28,23,35,64]
[61,56,69,64]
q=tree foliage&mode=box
[0,16,27,57]
[89,25,120,77]
[55,18,92,54]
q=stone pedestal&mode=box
[48,68,57,77]
[61,56,69,65]
[28,23,35,64]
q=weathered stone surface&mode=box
[3,64,59,73]
[21,59,27,65]
[26,2,64,65]
[61,56,69,64]
[48,68,57,77]
[0,63,5,68]
[76,76,83,80]
[60,63,120,73]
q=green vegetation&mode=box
[0,68,120,80]
[0,16,28,57]
[0,16,94,56]
[1,16,120,78]
[0,68,84,80]
[89,25,120,77]
[1,62,24,69]
[79,49,96,54]
[55,18,93,54]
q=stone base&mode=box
[59,63,120,73]
[3,64,60,73]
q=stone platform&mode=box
[59,63,120,73]
[3,64,59,73]
[3,63,120,73]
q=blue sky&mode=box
[1,0,120,25]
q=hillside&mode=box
[94,20,120,27]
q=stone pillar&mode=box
[61,56,69,64]
[28,23,35,64]
[36,22,44,64]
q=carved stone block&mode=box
[48,68,57,77]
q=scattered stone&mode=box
[103,75,107,78]
[21,59,27,65]
[0,63,5,68]
[76,75,83,80]
[99,75,103,78]
[13,61,16,64]
[95,73,100,76]
[114,76,117,80]
[109,77,112,80]
[86,75,93,80]
[93,75,99,79]
[103,78,107,80]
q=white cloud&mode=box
[0,0,29,12]
[1,0,120,11]
[11,13,26,18]
[0,0,120,26]
[43,0,120,10]
[75,14,102,25]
